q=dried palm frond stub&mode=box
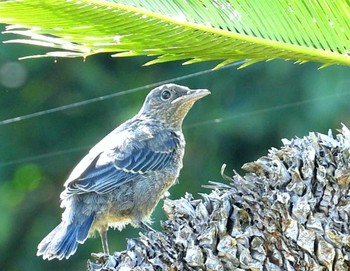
[88,124,350,271]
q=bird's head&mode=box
[139,84,210,128]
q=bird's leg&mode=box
[91,226,110,263]
[140,221,156,232]
[99,226,110,255]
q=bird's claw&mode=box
[91,252,110,263]
[88,254,116,271]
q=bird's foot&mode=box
[89,252,117,271]
[91,252,110,263]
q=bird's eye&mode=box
[161,90,171,100]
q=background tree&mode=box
[0,1,349,270]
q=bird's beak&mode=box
[171,88,211,104]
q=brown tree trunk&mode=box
[88,125,350,271]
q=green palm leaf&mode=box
[1,0,350,68]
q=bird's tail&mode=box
[37,214,94,260]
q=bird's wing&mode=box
[62,124,180,197]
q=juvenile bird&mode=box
[37,83,210,260]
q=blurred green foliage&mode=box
[0,24,349,270]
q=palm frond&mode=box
[1,0,350,67]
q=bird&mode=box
[37,83,210,260]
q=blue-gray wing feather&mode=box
[63,127,180,196]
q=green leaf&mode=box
[0,0,350,67]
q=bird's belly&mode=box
[91,171,178,232]
[130,171,178,222]
[94,210,133,231]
